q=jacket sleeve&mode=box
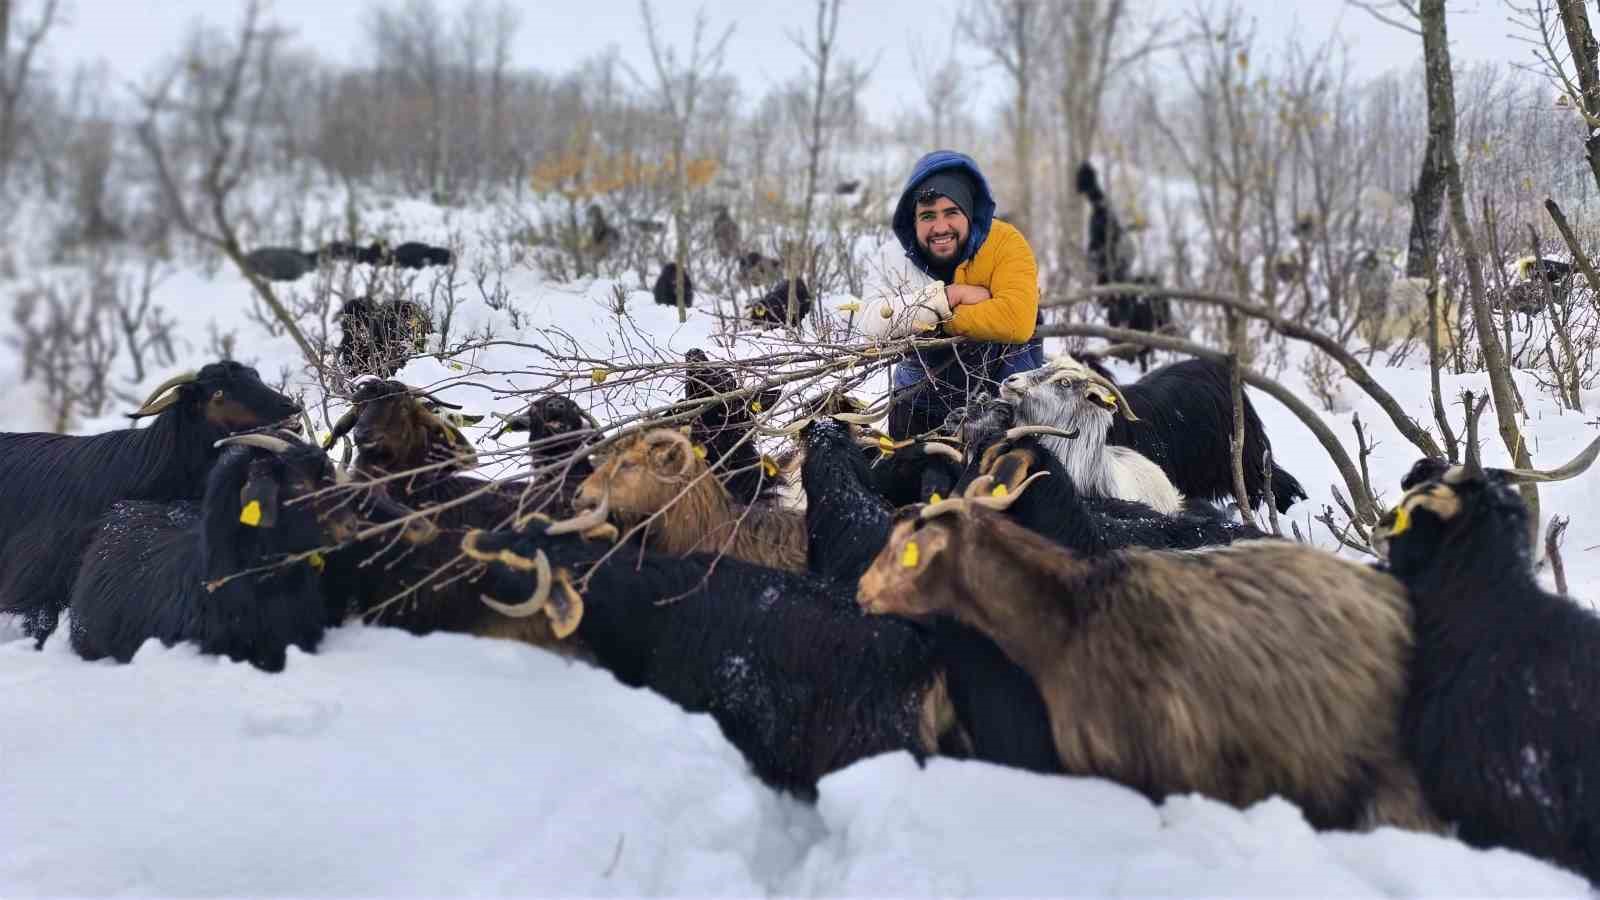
[855,241,953,340]
[946,226,1040,343]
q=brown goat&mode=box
[575,427,807,572]
[857,485,1437,833]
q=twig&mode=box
[1546,515,1571,597]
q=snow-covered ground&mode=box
[3,187,1598,896]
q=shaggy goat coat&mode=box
[860,507,1436,832]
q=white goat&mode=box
[999,356,1185,515]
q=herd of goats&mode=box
[4,331,1600,885]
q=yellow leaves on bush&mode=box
[530,143,721,201]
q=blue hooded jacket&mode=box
[888,150,1045,397]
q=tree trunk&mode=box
[1556,0,1600,193]
[1422,0,1540,547]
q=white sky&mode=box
[46,0,1535,119]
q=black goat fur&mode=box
[653,263,693,308]
[336,297,433,378]
[798,417,1063,775]
[1379,464,1600,885]
[467,522,949,800]
[747,279,812,327]
[68,442,353,672]
[0,362,300,643]
[683,348,781,505]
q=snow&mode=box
[2,183,1598,896]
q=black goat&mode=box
[0,363,301,644]
[1101,276,1172,373]
[319,240,363,262]
[736,252,782,287]
[683,348,781,505]
[335,297,433,378]
[244,247,319,282]
[355,240,452,269]
[653,263,693,308]
[1372,434,1600,885]
[953,397,1268,554]
[461,507,958,801]
[712,205,739,258]
[587,205,621,261]
[795,415,1063,776]
[68,432,424,672]
[1003,354,1307,513]
[1076,161,1172,372]
[488,392,601,515]
[747,279,812,328]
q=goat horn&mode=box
[324,407,360,450]
[1003,425,1080,442]
[830,398,892,425]
[965,471,1049,511]
[1496,434,1600,484]
[547,493,610,536]
[755,416,813,437]
[919,442,964,463]
[1086,371,1140,423]
[128,370,198,418]
[475,549,555,619]
[579,408,601,431]
[642,429,697,476]
[214,433,297,454]
[918,496,969,520]
[408,387,463,409]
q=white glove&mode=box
[855,280,953,340]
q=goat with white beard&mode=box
[1000,361,1184,514]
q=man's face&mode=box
[915,195,968,263]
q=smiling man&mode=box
[857,150,1044,439]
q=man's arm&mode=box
[855,239,953,340]
[945,225,1039,343]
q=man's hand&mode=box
[944,284,992,307]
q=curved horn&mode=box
[409,387,463,409]
[323,406,360,450]
[642,428,697,477]
[1085,371,1139,423]
[128,370,198,418]
[1003,425,1080,442]
[214,433,298,454]
[1497,434,1600,484]
[547,493,610,536]
[755,416,814,437]
[918,496,969,520]
[578,407,601,431]
[830,397,892,425]
[965,471,1049,511]
[919,441,964,463]
[477,549,554,619]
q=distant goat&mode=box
[0,363,302,644]
[712,205,740,258]
[69,432,426,672]
[587,204,621,261]
[1004,354,1307,514]
[1373,430,1600,884]
[335,297,433,378]
[653,262,693,308]
[1077,161,1171,371]
[245,247,319,282]
[859,492,1437,832]
[747,278,812,328]
[487,393,601,515]
[736,252,783,288]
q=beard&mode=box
[920,230,964,261]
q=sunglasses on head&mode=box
[915,188,945,205]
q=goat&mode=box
[1371,431,1600,884]
[997,359,1183,513]
[683,348,781,506]
[858,490,1438,833]
[954,397,1267,554]
[1076,160,1135,286]
[68,432,429,672]
[653,262,693,308]
[835,179,861,195]
[0,363,302,644]
[317,379,532,637]
[319,240,363,262]
[736,251,783,288]
[335,297,433,378]
[1003,354,1307,514]
[487,392,601,515]
[461,503,960,801]
[573,428,806,572]
[391,242,452,269]
[244,247,319,282]
[792,414,1064,775]
[587,204,621,261]
[712,204,740,258]
[1099,275,1172,373]
[747,278,812,328]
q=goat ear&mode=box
[546,570,586,639]
[238,475,281,529]
[987,449,1038,493]
[896,525,949,572]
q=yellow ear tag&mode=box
[239,501,263,527]
[900,541,920,568]
[1388,505,1411,537]
[307,551,326,572]
[761,455,779,478]
[877,435,895,455]
[693,444,707,459]
[750,400,763,413]
[929,492,943,503]
[991,484,1009,498]
[591,368,608,384]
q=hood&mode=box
[891,150,997,278]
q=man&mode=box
[856,150,1044,439]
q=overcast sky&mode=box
[49,0,1535,118]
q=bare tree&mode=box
[0,0,59,186]
[133,0,319,368]
[636,0,734,323]
[970,0,1055,236]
